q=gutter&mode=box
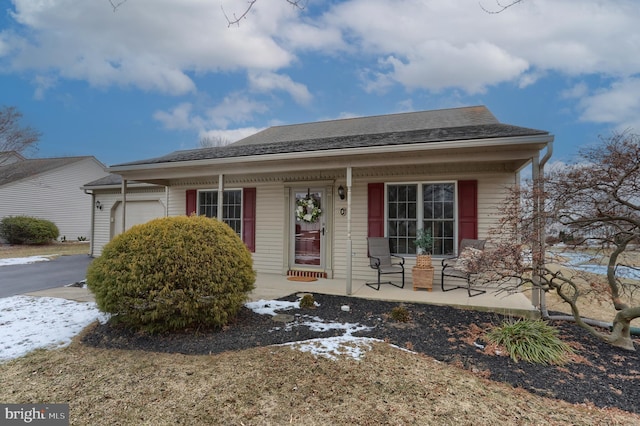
[107,134,554,174]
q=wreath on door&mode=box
[296,195,322,223]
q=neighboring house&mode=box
[93,106,554,287]
[0,156,110,242]
[0,151,26,167]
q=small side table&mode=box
[412,267,434,291]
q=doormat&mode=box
[287,276,318,282]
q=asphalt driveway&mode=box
[0,255,93,299]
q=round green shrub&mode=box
[87,215,256,333]
[0,216,59,245]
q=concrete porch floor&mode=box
[251,273,538,317]
[24,272,538,318]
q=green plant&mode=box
[87,215,256,333]
[0,216,59,245]
[299,294,316,309]
[390,305,411,323]
[77,236,87,242]
[414,228,433,254]
[485,319,574,365]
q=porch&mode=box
[250,273,539,318]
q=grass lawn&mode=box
[2,335,639,425]
[0,242,89,259]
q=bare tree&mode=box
[199,135,232,148]
[485,132,640,351]
[222,0,307,27]
[0,106,41,165]
[480,0,527,14]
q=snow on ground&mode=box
[0,256,52,267]
[0,296,109,362]
[3,249,637,364]
[1,297,380,363]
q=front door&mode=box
[292,188,325,268]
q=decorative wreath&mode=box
[296,196,322,223]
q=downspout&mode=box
[346,166,353,295]
[84,189,95,257]
[537,140,553,318]
[218,174,224,221]
[121,179,127,232]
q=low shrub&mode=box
[485,319,574,365]
[87,215,256,333]
[0,216,59,245]
[299,294,316,309]
[390,305,411,323]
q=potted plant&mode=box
[414,228,433,269]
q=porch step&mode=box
[287,270,327,279]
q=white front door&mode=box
[291,188,326,269]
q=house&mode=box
[0,155,110,242]
[90,106,553,290]
[82,174,167,256]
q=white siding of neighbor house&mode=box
[0,158,109,242]
[90,187,167,256]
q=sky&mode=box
[1,0,639,167]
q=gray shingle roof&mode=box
[0,156,98,187]
[112,106,548,168]
[233,105,499,146]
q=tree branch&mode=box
[222,0,307,27]
[109,0,128,12]
[480,0,526,14]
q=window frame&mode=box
[385,181,458,257]
[196,188,244,236]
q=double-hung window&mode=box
[387,182,455,256]
[198,189,242,235]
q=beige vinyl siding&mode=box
[90,187,167,256]
[0,158,108,241]
[252,183,285,274]
[331,171,518,281]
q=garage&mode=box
[111,200,166,237]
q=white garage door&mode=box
[112,200,165,237]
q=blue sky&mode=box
[1,0,638,167]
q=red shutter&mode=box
[457,180,478,244]
[186,189,197,216]
[242,188,256,252]
[367,183,385,237]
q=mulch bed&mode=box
[82,292,640,415]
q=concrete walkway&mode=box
[24,272,538,317]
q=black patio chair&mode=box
[366,237,405,290]
[441,239,487,297]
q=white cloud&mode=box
[5,0,296,95]
[248,71,313,105]
[199,127,263,145]
[577,78,640,133]
[154,95,268,144]
[5,0,640,132]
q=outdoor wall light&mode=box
[338,185,346,200]
[95,200,103,210]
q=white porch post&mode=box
[218,174,224,221]
[346,166,353,295]
[121,178,127,232]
